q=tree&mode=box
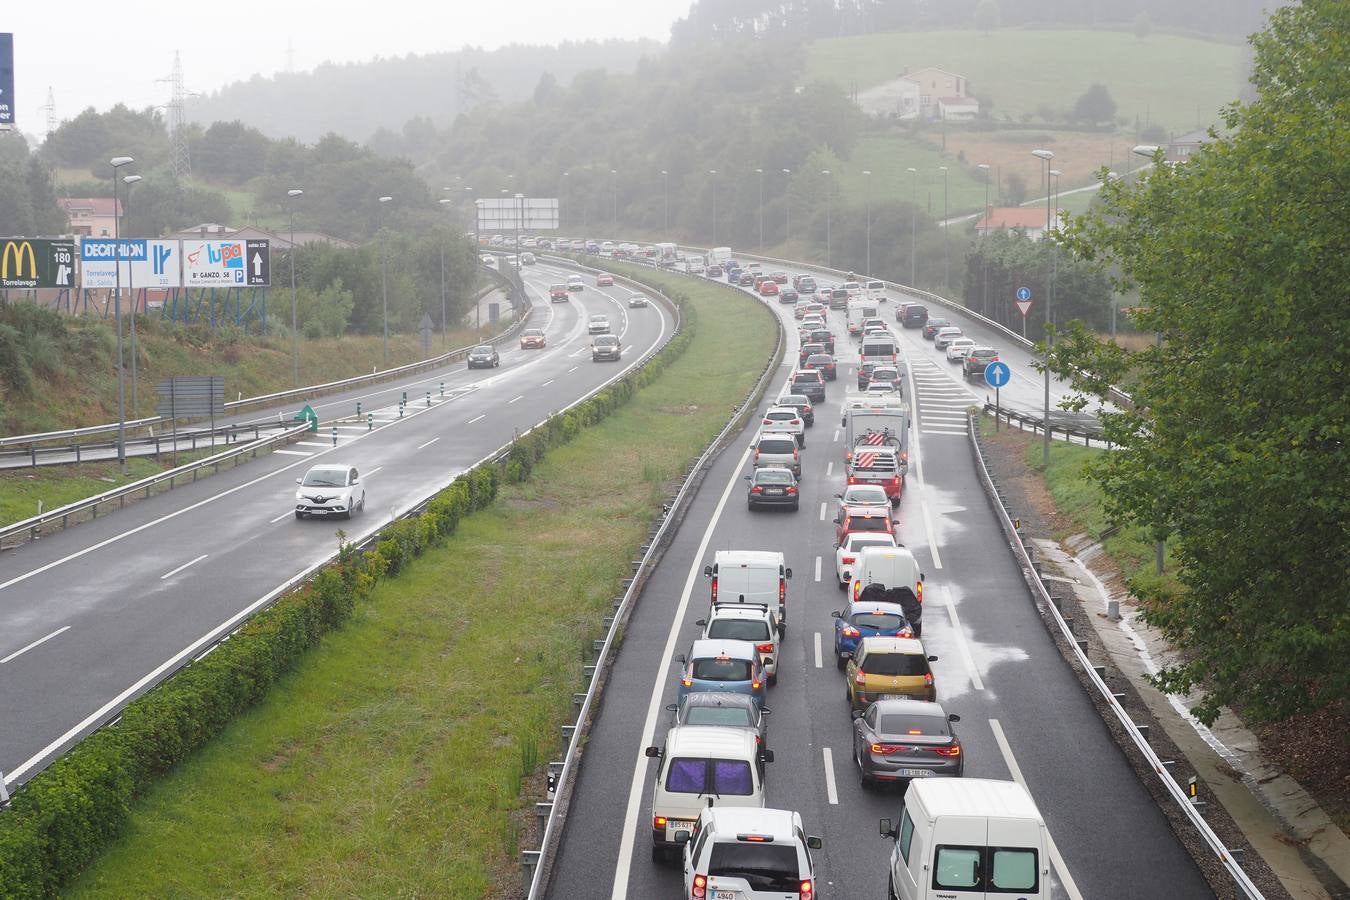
[1072,84,1116,125]
[1004,172,1028,205]
[974,0,1001,33]
[1048,0,1350,726]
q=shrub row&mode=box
[0,280,692,898]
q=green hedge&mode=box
[0,282,692,898]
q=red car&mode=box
[519,328,546,349]
[548,284,569,303]
[771,272,789,284]
[758,280,780,296]
[833,504,897,547]
[596,273,614,286]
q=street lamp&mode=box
[122,174,143,418]
[821,169,832,268]
[378,195,393,366]
[559,172,568,231]
[438,197,453,347]
[110,155,134,471]
[660,169,669,240]
[610,169,618,237]
[1031,148,1055,467]
[977,163,990,317]
[754,168,764,249]
[907,165,918,284]
[709,170,718,244]
[862,170,872,275]
[781,169,791,245]
[938,166,950,289]
[286,188,303,384]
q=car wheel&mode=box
[650,844,664,863]
[359,493,366,512]
[835,652,847,671]
[845,684,853,703]
[747,501,756,511]
[791,501,799,511]
[768,672,778,686]
[294,511,304,520]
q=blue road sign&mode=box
[0,34,14,129]
[1015,286,1031,302]
[984,361,1012,388]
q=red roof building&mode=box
[973,207,1065,240]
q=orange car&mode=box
[519,328,546,350]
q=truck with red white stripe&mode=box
[842,398,910,498]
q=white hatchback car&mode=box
[294,464,365,520]
[945,337,977,362]
[760,405,806,446]
[934,326,964,349]
[587,314,611,334]
[628,293,649,308]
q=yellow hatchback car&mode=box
[845,637,937,711]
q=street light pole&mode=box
[610,169,617,237]
[781,169,791,245]
[906,167,918,286]
[110,156,134,472]
[709,170,718,244]
[287,188,303,384]
[660,169,668,240]
[439,197,453,347]
[1031,148,1055,467]
[755,167,764,250]
[122,174,142,418]
[938,165,949,290]
[821,169,832,268]
[862,169,872,275]
[977,163,990,318]
[378,195,393,366]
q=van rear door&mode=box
[985,816,1046,897]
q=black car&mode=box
[707,264,724,278]
[779,288,799,305]
[746,467,800,511]
[901,304,929,328]
[777,393,815,427]
[807,328,835,354]
[852,698,963,787]
[799,342,826,365]
[857,361,879,390]
[726,267,742,282]
[466,345,499,369]
[922,318,951,340]
[738,272,756,286]
[791,370,826,403]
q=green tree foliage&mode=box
[0,135,66,235]
[1047,0,1350,725]
[1072,83,1117,125]
[191,120,271,185]
[43,105,171,173]
[293,279,356,338]
[963,230,1113,329]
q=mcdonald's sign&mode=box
[0,239,76,289]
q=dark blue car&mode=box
[831,601,912,670]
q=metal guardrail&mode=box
[966,409,1263,899]
[983,402,1116,449]
[0,423,312,548]
[523,265,786,898]
[0,281,525,455]
[0,419,297,469]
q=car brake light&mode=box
[853,581,861,600]
[692,873,707,899]
[711,576,718,601]
[792,419,801,426]
[752,678,762,690]
[854,670,867,685]
[915,581,924,603]
[842,556,855,565]
[933,745,962,757]
[924,672,934,686]
[786,486,798,495]
[870,743,903,754]
[889,477,900,486]
[841,625,860,638]
[654,816,668,829]
[763,418,772,424]
[682,675,693,688]
[750,485,763,494]
[898,626,914,638]
[779,579,786,602]
[792,447,799,459]
[801,879,814,900]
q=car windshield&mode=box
[758,439,796,454]
[472,346,492,354]
[844,488,888,505]
[708,620,771,642]
[301,470,346,487]
[862,653,928,676]
[684,706,754,728]
[692,657,753,681]
[807,355,833,365]
[524,330,543,337]
[847,517,891,532]
[756,470,794,485]
[766,411,795,421]
[708,844,800,889]
[879,713,949,736]
[596,337,618,346]
[590,315,606,321]
[852,612,906,631]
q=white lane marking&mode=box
[508,395,524,404]
[467,414,486,424]
[295,441,333,448]
[813,631,823,669]
[904,353,944,571]
[269,511,294,524]
[832,428,840,442]
[417,437,440,450]
[826,461,834,477]
[160,553,208,581]
[819,502,827,521]
[943,585,985,691]
[271,449,311,457]
[924,428,970,437]
[814,556,822,582]
[542,379,554,387]
[569,347,587,357]
[989,719,1085,900]
[1,626,71,665]
[611,441,754,899]
[822,748,839,805]
[569,366,579,373]
[364,466,384,477]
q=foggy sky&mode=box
[3,0,688,138]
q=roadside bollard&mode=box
[399,400,405,418]
[367,413,374,431]
[426,391,432,407]
[440,381,445,398]
[331,426,337,447]
[401,391,407,404]
[356,401,362,416]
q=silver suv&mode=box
[753,433,801,477]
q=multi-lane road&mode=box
[545,266,1213,898]
[0,260,674,790]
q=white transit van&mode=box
[867,279,888,301]
[861,332,900,366]
[645,725,770,860]
[704,550,793,628]
[847,298,880,335]
[881,778,1049,900]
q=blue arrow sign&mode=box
[984,361,1011,388]
[1015,286,1031,302]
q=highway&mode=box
[545,266,1213,898]
[0,260,673,789]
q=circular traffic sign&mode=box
[984,361,1012,388]
[1016,286,1032,302]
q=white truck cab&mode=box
[881,778,1049,900]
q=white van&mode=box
[645,725,770,860]
[849,545,925,632]
[867,279,887,301]
[861,333,899,366]
[847,298,880,336]
[881,778,1049,900]
[704,550,792,628]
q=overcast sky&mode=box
[3,0,687,136]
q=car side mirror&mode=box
[851,709,863,720]
[350,479,359,485]
[676,654,686,665]
[807,836,823,850]
[833,492,842,499]
[920,574,926,582]
[295,477,303,484]
[703,565,713,578]
[880,818,896,840]
[928,655,939,662]
[761,749,775,764]
[664,703,678,712]
[830,611,842,619]
[832,515,841,525]
[784,568,792,579]
[674,830,691,845]
[743,475,752,482]
[760,707,772,716]
[695,619,707,627]
[644,746,662,758]
[948,713,961,723]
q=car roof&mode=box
[665,725,759,756]
[766,405,797,414]
[702,806,800,839]
[843,504,890,517]
[681,691,759,711]
[306,463,349,473]
[858,636,926,654]
[713,550,784,566]
[844,533,897,547]
[689,638,759,660]
[709,605,774,622]
[844,600,909,616]
[869,697,948,718]
[753,466,795,478]
[779,393,809,403]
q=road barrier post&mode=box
[440,381,445,398]
[331,426,337,447]
[356,401,362,416]
[426,391,431,407]
[367,413,374,431]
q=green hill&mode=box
[804,29,1247,134]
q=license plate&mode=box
[765,488,783,495]
[669,819,695,833]
[898,769,931,777]
[714,892,738,900]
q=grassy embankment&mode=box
[64,268,775,897]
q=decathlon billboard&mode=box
[80,239,182,288]
[183,239,269,287]
[1,238,76,289]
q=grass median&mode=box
[65,269,776,897]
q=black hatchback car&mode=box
[790,369,826,403]
[901,304,929,328]
[466,345,499,369]
[777,393,815,427]
[922,318,951,340]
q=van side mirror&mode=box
[674,830,691,845]
[676,654,687,665]
[644,746,662,759]
[761,749,775,764]
[665,703,678,712]
[695,619,707,627]
[703,565,713,578]
[830,611,842,619]
[948,713,961,723]
[807,836,823,850]
[928,655,939,662]
[880,818,896,840]
[784,568,792,579]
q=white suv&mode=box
[587,314,611,334]
[698,602,781,683]
[680,807,822,900]
[760,405,806,447]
